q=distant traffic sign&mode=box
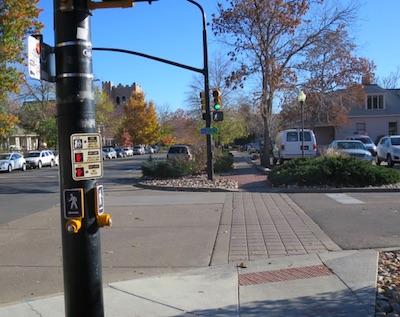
[200,127,218,135]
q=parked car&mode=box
[167,144,193,161]
[327,140,373,163]
[248,143,260,154]
[272,129,317,164]
[103,147,117,159]
[345,134,377,156]
[375,135,386,146]
[115,148,126,158]
[122,147,134,156]
[376,135,400,167]
[25,150,55,169]
[240,144,252,152]
[132,145,145,155]
[145,146,154,154]
[0,152,27,172]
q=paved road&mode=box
[0,153,157,225]
[288,191,400,250]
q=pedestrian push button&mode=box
[66,219,82,234]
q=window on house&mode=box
[356,123,366,132]
[389,122,398,135]
[366,95,384,109]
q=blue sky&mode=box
[37,1,400,111]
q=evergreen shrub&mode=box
[141,159,194,178]
[268,156,400,187]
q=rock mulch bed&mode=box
[376,251,400,316]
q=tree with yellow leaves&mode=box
[117,91,160,146]
[0,0,42,99]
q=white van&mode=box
[272,129,317,164]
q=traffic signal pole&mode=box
[202,8,214,181]
[54,0,105,316]
[187,0,214,180]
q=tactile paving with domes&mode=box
[238,265,333,286]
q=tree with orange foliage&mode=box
[168,109,200,145]
[212,0,366,167]
[0,0,42,99]
[0,113,19,140]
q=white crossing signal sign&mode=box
[213,111,224,122]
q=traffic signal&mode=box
[213,111,224,122]
[212,89,221,110]
[199,91,206,112]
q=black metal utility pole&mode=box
[54,0,104,316]
[187,0,213,180]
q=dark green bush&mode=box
[141,158,195,178]
[268,156,400,187]
[214,150,234,173]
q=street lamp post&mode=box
[298,91,306,157]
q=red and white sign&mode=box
[28,36,41,80]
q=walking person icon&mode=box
[68,193,78,210]
[64,189,83,219]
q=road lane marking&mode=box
[325,193,364,204]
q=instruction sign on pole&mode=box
[70,133,103,181]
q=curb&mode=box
[134,182,239,192]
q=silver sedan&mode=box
[0,153,27,172]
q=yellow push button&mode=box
[66,219,82,234]
[97,214,112,227]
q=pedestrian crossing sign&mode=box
[63,188,84,219]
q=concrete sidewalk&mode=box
[0,154,379,316]
[0,250,378,316]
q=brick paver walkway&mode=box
[228,192,334,263]
[215,153,340,264]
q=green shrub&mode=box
[141,148,234,179]
[214,150,234,173]
[189,145,207,175]
[268,156,400,187]
[141,158,195,178]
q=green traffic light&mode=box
[214,104,221,110]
